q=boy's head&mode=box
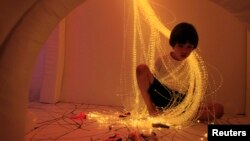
[169,22,199,49]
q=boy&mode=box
[136,22,223,120]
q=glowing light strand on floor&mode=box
[27,103,229,141]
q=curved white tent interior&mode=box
[0,0,249,140]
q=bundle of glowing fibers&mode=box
[90,0,219,130]
[128,0,208,127]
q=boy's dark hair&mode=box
[169,22,199,48]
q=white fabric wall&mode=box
[60,0,124,105]
[39,21,66,103]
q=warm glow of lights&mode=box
[129,0,208,128]
[90,0,219,131]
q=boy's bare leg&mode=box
[136,64,158,116]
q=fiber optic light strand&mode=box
[91,0,210,130]
[129,0,208,128]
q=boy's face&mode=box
[171,42,195,61]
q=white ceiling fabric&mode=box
[209,0,250,28]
